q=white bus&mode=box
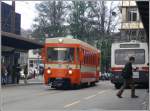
[110,40,149,89]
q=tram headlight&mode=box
[68,70,72,75]
[58,38,63,43]
[47,69,51,74]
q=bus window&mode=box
[115,49,145,65]
[47,47,74,62]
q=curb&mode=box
[2,82,43,88]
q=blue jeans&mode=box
[2,75,7,84]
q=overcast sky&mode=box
[3,1,120,31]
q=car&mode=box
[100,73,112,80]
[20,69,25,79]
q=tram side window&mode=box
[88,53,91,64]
[93,54,95,65]
[88,52,90,65]
[86,52,88,65]
[92,54,94,65]
[87,53,89,65]
[89,53,90,65]
[76,48,79,63]
[90,53,92,65]
[94,54,96,65]
[83,50,86,64]
[84,50,86,64]
[85,51,88,65]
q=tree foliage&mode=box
[32,1,68,41]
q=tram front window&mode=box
[47,47,74,62]
[115,49,145,65]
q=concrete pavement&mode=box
[1,75,44,87]
[1,81,149,111]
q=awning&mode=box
[2,31,44,50]
[136,1,149,43]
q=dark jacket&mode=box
[122,62,133,79]
[24,65,28,75]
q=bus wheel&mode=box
[115,84,121,89]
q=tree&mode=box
[68,1,89,41]
[87,1,120,72]
[32,1,68,41]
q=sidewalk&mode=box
[143,91,149,110]
[2,75,44,87]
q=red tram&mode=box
[42,37,100,88]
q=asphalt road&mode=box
[1,81,149,111]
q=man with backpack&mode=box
[116,56,138,98]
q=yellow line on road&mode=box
[64,100,81,108]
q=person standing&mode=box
[24,64,28,84]
[16,64,21,84]
[12,65,16,84]
[116,56,138,98]
[1,64,7,85]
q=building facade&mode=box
[120,1,147,42]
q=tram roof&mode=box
[45,37,100,52]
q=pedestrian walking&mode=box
[116,56,138,98]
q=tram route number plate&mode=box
[132,72,139,78]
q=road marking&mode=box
[37,91,56,96]
[37,92,51,96]
[84,90,107,100]
[84,94,97,100]
[64,100,80,108]
[97,90,107,94]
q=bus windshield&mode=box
[47,47,74,62]
[115,49,145,65]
